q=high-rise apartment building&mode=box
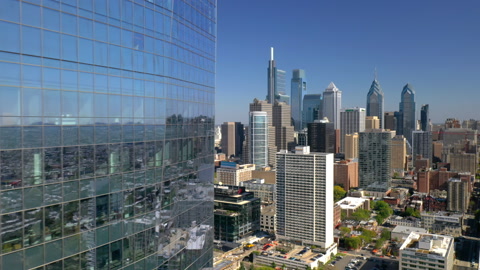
[391,135,407,174]
[334,160,359,191]
[303,94,323,126]
[420,104,430,132]
[384,111,398,131]
[344,133,359,160]
[366,79,384,128]
[398,84,416,144]
[359,130,395,192]
[221,122,244,158]
[365,116,380,129]
[249,111,269,168]
[0,1,217,269]
[291,69,307,131]
[307,119,336,153]
[340,108,365,153]
[276,147,335,250]
[322,82,342,129]
[447,179,470,213]
[412,131,432,164]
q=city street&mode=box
[325,250,399,270]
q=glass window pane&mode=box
[61,12,77,35]
[22,2,41,26]
[22,65,42,88]
[0,21,20,53]
[43,90,61,117]
[62,91,78,117]
[43,30,61,59]
[22,88,42,116]
[22,26,42,56]
[43,67,61,89]
[0,86,20,116]
[43,7,60,31]
[63,201,79,236]
[79,72,94,92]
[0,62,21,86]
[62,35,78,62]
[0,0,20,22]
[45,239,62,263]
[63,181,79,202]
[109,95,121,118]
[79,17,93,38]
[95,94,108,117]
[79,38,94,64]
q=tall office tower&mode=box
[250,99,276,167]
[303,94,323,126]
[276,146,335,251]
[266,48,287,104]
[359,130,395,192]
[391,135,407,174]
[273,102,295,152]
[344,133,359,160]
[221,122,244,158]
[420,104,430,131]
[0,1,216,269]
[365,116,380,129]
[334,160,359,191]
[366,79,385,128]
[340,108,366,152]
[384,111,398,131]
[412,131,432,165]
[398,83,416,144]
[291,69,307,130]
[322,82,342,129]
[249,112,269,168]
[307,119,336,153]
[447,179,470,213]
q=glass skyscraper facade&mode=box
[366,79,384,129]
[249,112,268,168]
[398,83,416,145]
[0,0,216,269]
[290,69,307,131]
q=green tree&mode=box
[403,207,420,218]
[373,201,393,224]
[271,262,276,268]
[380,229,391,240]
[360,229,377,242]
[339,226,352,236]
[351,209,371,221]
[334,185,347,202]
[239,262,246,270]
[344,237,362,250]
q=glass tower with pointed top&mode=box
[421,104,430,132]
[399,84,416,144]
[322,82,342,129]
[366,79,385,128]
[291,69,307,131]
[267,48,288,104]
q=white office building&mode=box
[322,82,342,129]
[399,232,454,270]
[276,146,335,251]
[249,111,269,168]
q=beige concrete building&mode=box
[260,204,276,234]
[217,163,256,186]
[220,122,244,158]
[335,197,370,218]
[447,178,470,213]
[448,152,477,175]
[334,159,358,191]
[365,116,380,129]
[344,133,359,160]
[273,101,295,152]
[433,141,443,161]
[391,135,407,175]
[399,232,454,270]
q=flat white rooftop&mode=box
[336,197,368,210]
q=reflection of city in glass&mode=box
[0,0,216,269]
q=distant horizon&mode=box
[215,0,480,125]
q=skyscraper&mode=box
[0,1,216,269]
[303,94,323,127]
[307,119,336,153]
[291,69,307,131]
[412,131,432,164]
[221,122,244,158]
[359,130,395,192]
[249,99,276,167]
[266,48,288,104]
[273,102,295,152]
[249,112,269,168]
[420,104,430,132]
[340,108,366,153]
[398,83,416,144]
[344,133,359,160]
[366,79,385,128]
[391,135,407,174]
[365,116,380,129]
[384,111,398,131]
[322,82,342,129]
[276,147,335,251]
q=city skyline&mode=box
[216,0,480,125]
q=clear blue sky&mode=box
[215,0,480,125]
